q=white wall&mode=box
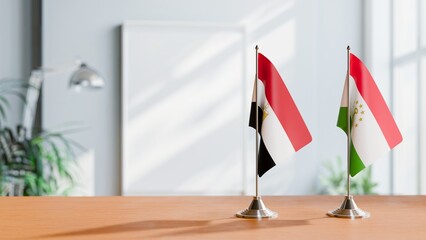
[315,0,364,189]
[42,0,363,195]
[0,0,32,127]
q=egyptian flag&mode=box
[249,53,312,177]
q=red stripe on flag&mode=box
[350,53,403,148]
[258,53,312,151]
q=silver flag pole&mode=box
[236,45,277,219]
[327,46,369,219]
[346,45,351,198]
[255,45,259,198]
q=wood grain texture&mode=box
[0,196,425,239]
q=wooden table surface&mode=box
[1,196,425,240]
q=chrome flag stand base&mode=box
[236,196,278,219]
[327,195,370,219]
[327,47,369,220]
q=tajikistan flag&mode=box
[338,53,403,177]
[249,53,312,177]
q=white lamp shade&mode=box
[69,63,104,90]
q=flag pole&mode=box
[255,45,259,198]
[326,46,369,219]
[236,45,277,219]
[346,45,351,198]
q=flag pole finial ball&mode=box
[347,45,351,51]
[255,45,259,50]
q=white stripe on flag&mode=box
[350,76,390,166]
[340,73,349,107]
[259,83,294,165]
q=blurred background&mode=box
[0,0,424,196]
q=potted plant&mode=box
[318,156,378,195]
[0,79,81,196]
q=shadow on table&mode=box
[154,218,311,238]
[38,217,315,238]
[38,220,210,238]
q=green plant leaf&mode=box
[318,157,378,195]
[1,122,81,196]
[0,105,6,122]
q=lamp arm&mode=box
[35,60,82,77]
[21,71,43,137]
[21,60,82,136]
[21,60,104,136]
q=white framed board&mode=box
[121,21,249,195]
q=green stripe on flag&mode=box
[350,143,366,177]
[337,107,348,133]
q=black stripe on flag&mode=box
[249,102,276,177]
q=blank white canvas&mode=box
[121,21,247,195]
